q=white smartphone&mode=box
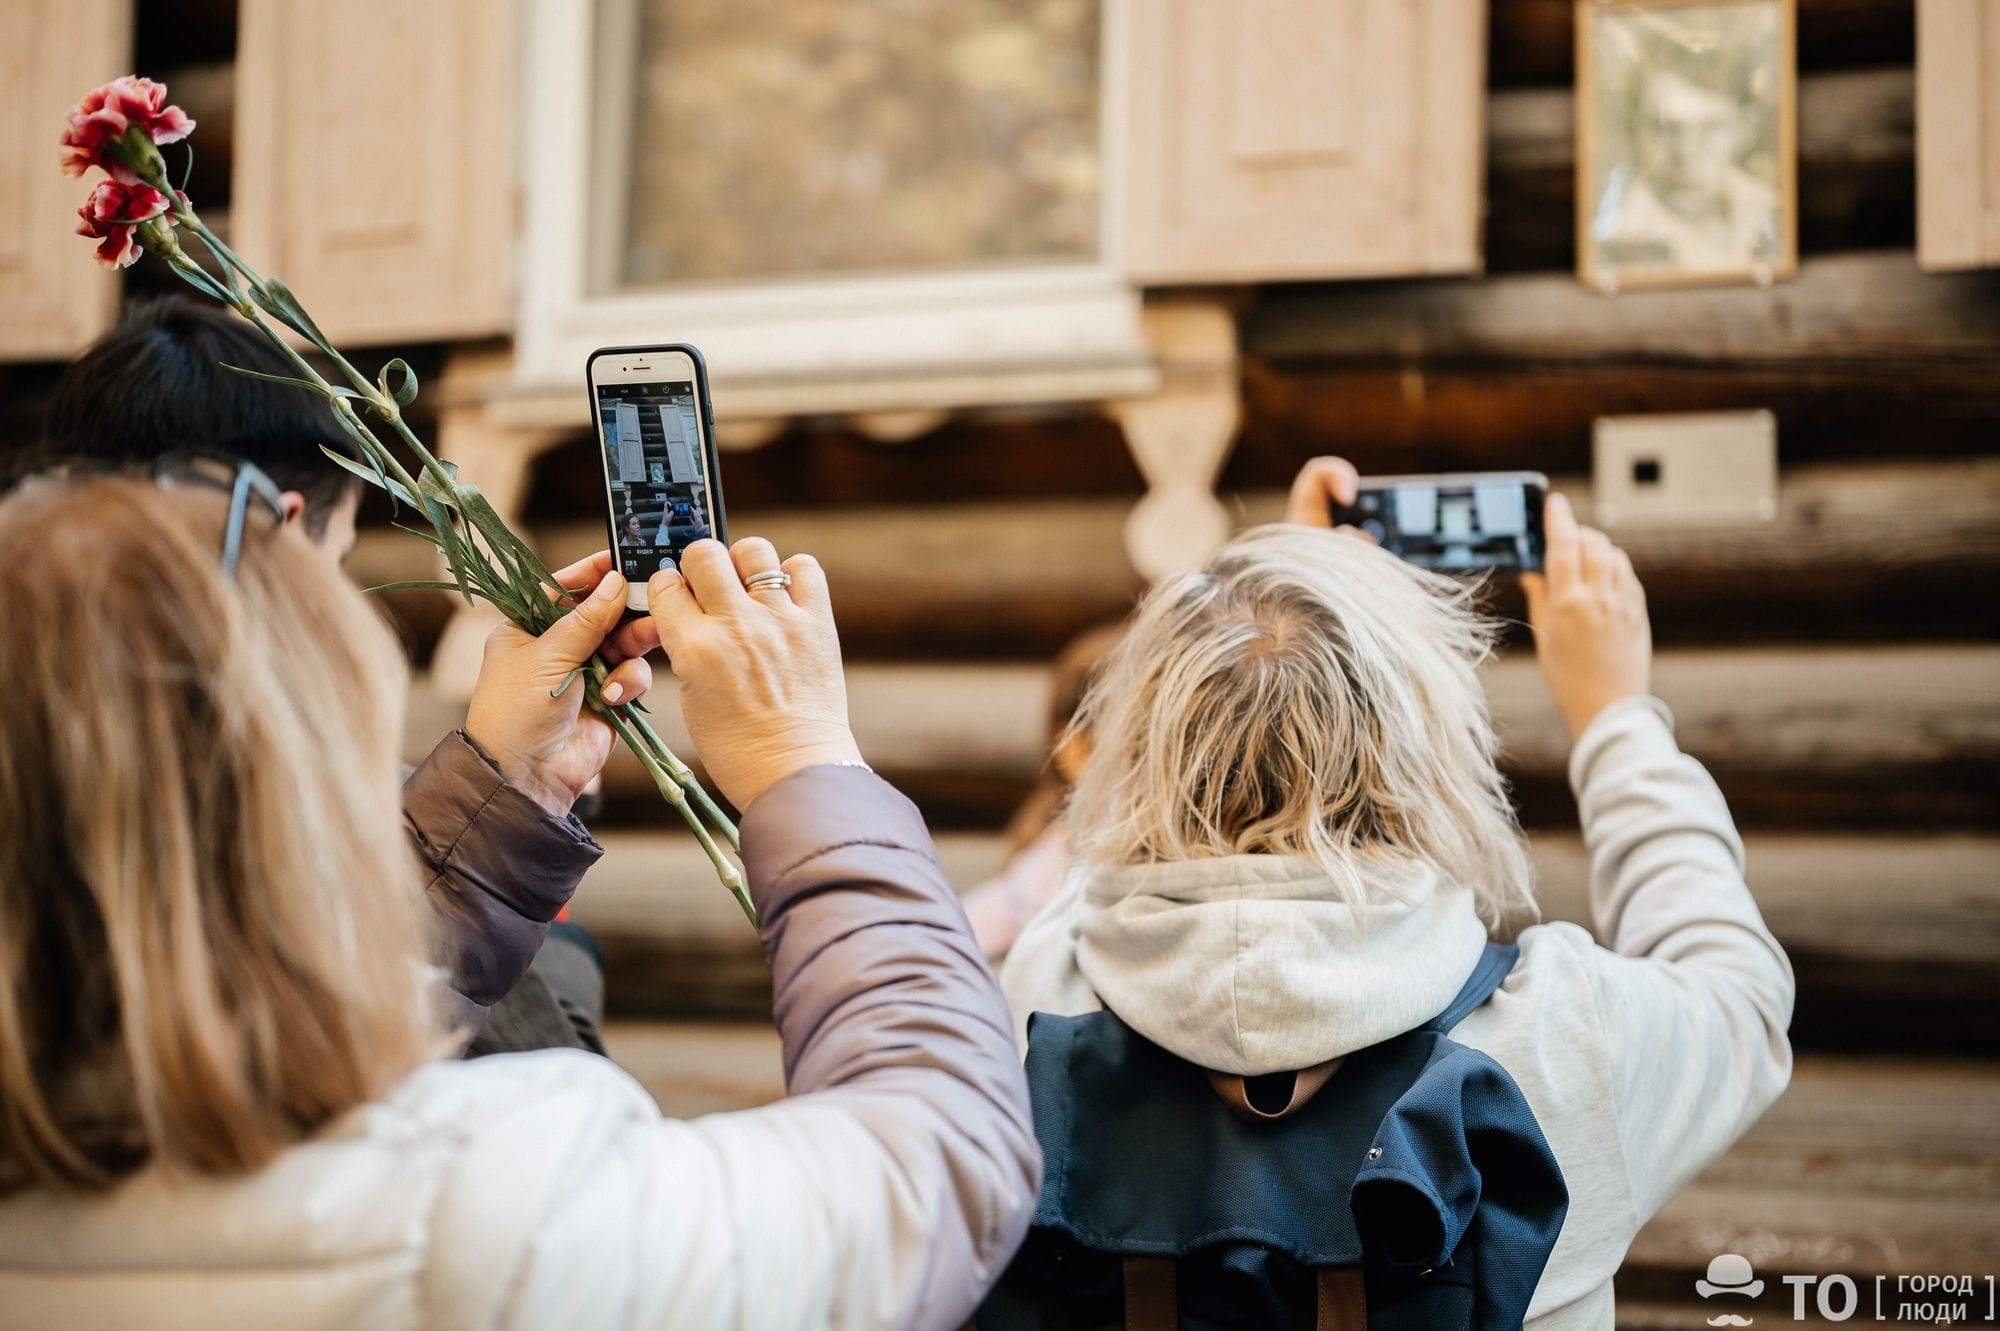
[585,344,726,611]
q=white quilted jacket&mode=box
[0,767,1040,1331]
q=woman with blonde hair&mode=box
[0,471,1037,1329]
[1000,457,1794,1329]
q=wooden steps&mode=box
[563,829,2000,1050]
[406,643,2000,829]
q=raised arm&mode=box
[1523,496,1794,1222]
[409,552,655,1036]
[502,537,1038,1329]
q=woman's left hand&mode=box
[1283,456,1360,527]
[465,551,654,817]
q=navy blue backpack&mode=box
[977,944,1568,1331]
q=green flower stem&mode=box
[133,188,750,912]
[581,659,741,852]
[631,713,740,850]
[605,706,753,924]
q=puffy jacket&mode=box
[0,765,1041,1331]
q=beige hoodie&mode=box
[1001,695,1796,1331]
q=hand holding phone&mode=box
[587,344,726,611]
[1521,493,1652,739]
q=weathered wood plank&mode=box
[358,459,2000,658]
[407,645,2000,829]
[569,830,2000,1049]
[1489,0,1913,88]
[1247,253,2000,365]
[600,1019,784,1118]
[1488,69,1914,272]
[1234,357,1999,477]
[574,832,1009,1018]
[1623,1056,2000,1282]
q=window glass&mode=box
[603,0,1101,289]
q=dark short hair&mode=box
[40,296,362,535]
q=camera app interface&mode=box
[596,380,713,581]
[1347,481,1545,572]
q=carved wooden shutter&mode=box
[1917,0,2000,270]
[1120,0,1485,284]
[232,0,513,345]
[0,0,129,361]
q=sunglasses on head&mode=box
[151,454,288,578]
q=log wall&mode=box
[2,0,1981,1319]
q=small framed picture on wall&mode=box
[1575,0,1797,292]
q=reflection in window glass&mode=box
[608,0,1101,288]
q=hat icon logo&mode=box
[1696,1253,1764,1299]
[1697,1253,1764,1324]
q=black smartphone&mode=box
[1329,471,1548,573]
[586,344,727,611]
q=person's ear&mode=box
[1053,729,1092,787]
[278,490,308,526]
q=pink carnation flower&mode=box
[59,76,194,184]
[75,180,170,268]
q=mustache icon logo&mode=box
[1695,1252,1763,1324]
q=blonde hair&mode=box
[0,474,440,1193]
[1067,525,1535,929]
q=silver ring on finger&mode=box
[743,569,793,594]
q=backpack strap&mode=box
[1119,1258,1366,1330]
[1421,942,1520,1034]
[1122,1257,1176,1330]
[1206,1057,1343,1121]
[1316,1266,1368,1331]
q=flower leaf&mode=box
[249,277,331,351]
[376,357,419,406]
[421,500,477,607]
[363,578,462,594]
[318,444,414,506]
[550,665,584,699]
[389,519,446,548]
[221,362,336,395]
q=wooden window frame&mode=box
[512,0,1152,413]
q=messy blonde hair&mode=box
[0,474,440,1193]
[1067,525,1534,929]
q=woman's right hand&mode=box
[646,538,864,810]
[1520,493,1653,741]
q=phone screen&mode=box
[593,377,717,583]
[1334,477,1546,572]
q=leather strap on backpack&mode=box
[1117,1257,1365,1330]
[1316,1266,1368,1331]
[1206,1058,1342,1122]
[1123,1256,1177,1330]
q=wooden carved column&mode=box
[1110,297,1242,581]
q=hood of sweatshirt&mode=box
[1068,853,1490,1076]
